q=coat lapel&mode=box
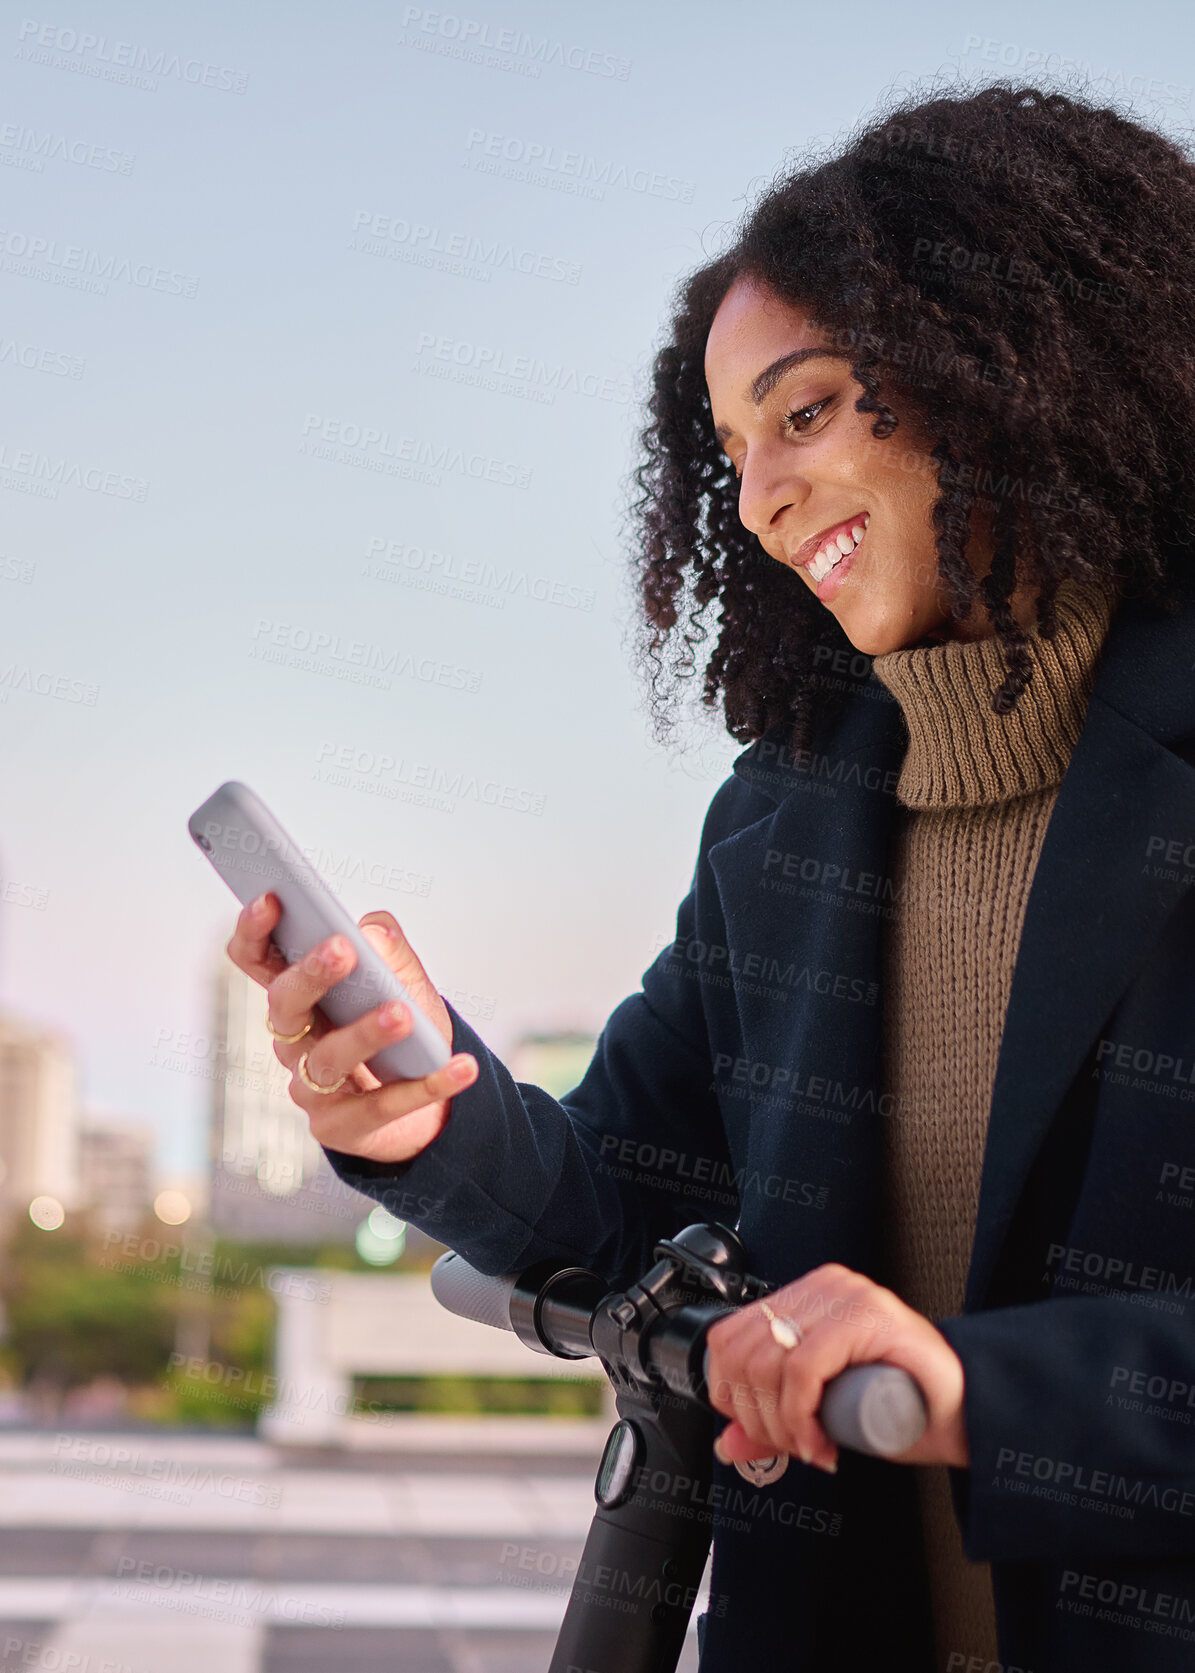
[709,675,907,1283]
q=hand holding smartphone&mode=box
[189,782,477,1166]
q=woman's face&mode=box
[704,275,998,654]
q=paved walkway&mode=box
[0,1426,706,1672]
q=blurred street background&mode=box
[0,1425,702,1673]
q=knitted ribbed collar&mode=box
[869,575,1119,809]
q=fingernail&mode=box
[713,1434,730,1464]
[249,894,267,916]
[817,1457,838,1475]
[449,1056,475,1083]
[797,1444,813,1466]
[379,1002,407,1031]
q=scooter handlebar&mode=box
[429,1250,928,1459]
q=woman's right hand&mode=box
[224,891,478,1166]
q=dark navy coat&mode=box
[327,575,1195,1671]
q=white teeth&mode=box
[805,515,868,586]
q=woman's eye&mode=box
[783,398,830,434]
[727,397,831,477]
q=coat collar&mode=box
[722,578,1195,1307]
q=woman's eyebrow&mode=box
[713,348,845,442]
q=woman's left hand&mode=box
[703,1263,969,1473]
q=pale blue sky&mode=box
[2,0,1191,1178]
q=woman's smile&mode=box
[791,510,870,599]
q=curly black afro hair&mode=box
[625,80,1195,759]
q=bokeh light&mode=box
[153,1190,192,1226]
[355,1206,406,1266]
[28,1196,65,1231]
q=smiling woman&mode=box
[628,81,1195,755]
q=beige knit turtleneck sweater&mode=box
[868,574,1118,1671]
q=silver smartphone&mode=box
[187,780,450,1081]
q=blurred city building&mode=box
[208,959,365,1244]
[261,1266,614,1445]
[209,972,601,1248]
[77,1119,154,1233]
[0,1011,79,1226]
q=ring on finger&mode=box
[297,1050,347,1095]
[266,1013,312,1044]
[759,1299,802,1350]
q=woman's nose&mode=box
[737,455,806,544]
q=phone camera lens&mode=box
[196,833,212,852]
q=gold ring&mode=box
[760,1299,802,1350]
[266,1014,312,1044]
[296,1050,347,1095]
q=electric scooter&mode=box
[431,1220,927,1673]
